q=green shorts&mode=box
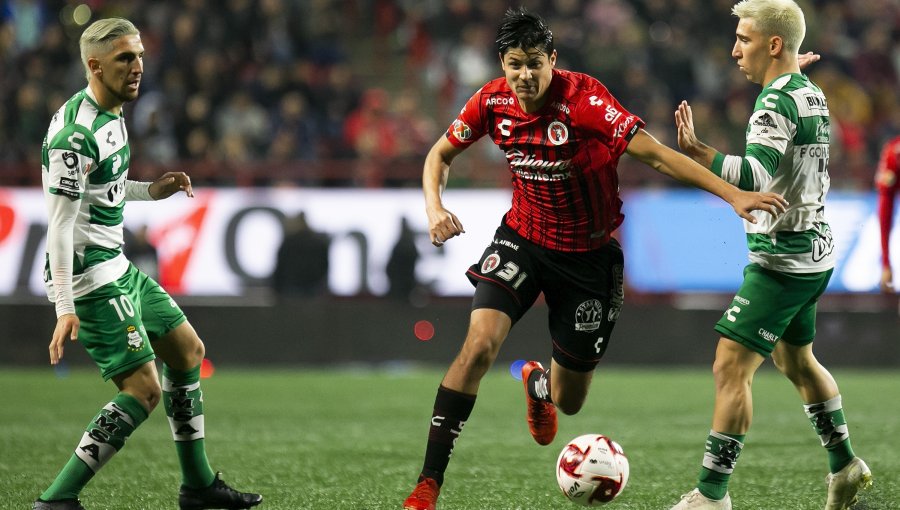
[714,263,832,357]
[74,264,187,380]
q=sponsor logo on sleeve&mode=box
[452,119,472,141]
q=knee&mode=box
[712,356,752,392]
[458,336,500,370]
[173,338,206,369]
[131,381,162,413]
[190,339,206,366]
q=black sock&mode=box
[527,366,552,402]
[420,385,476,486]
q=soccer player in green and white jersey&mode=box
[35,18,261,510]
[669,1,871,509]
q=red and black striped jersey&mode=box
[446,68,643,252]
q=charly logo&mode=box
[575,299,603,332]
[547,121,568,145]
[481,253,501,274]
[126,325,144,352]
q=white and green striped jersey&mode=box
[711,73,834,273]
[42,88,132,305]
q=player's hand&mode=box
[426,206,465,247]
[674,101,701,156]
[49,313,80,365]
[798,51,821,70]
[880,266,894,293]
[149,171,194,199]
[731,190,789,224]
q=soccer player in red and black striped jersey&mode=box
[402,8,787,510]
[876,135,900,293]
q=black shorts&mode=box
[466,223,625,372]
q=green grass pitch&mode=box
[3,366,897,509]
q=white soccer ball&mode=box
[556,433,630,506]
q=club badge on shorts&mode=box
[575,299,603,331]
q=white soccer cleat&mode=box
[825,457,872,510]
[670,488,732,510]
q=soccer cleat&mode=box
[32,499,86,510]
[521,361,557,445]
[669,488,732,510]
[178,472,262,510]
[825,457,872,510]
[402,477,440,510]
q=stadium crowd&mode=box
[1,0,897,188]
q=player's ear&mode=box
[769,35,783,57]
[549,50,557,67]
[88,57,102,78]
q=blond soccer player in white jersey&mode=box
[668,1,871,509]
[35,17,261,510]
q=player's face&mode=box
[732,18,769,85]
[501,47,556,112]
[91,34,144,110]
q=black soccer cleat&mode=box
[178,472,263,510]
[33,499,86,510]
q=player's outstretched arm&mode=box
[149,171,194,200]
[626,129,788,223]
[423,136,466,247]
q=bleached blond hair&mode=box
[79,18,140,82]
[732,0,806,53]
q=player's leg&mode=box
[36,272,156,508]
[406,228,540,509]
[403,307,513,510]
[531,238,625,417]
[672,264,797,509]
[669,337,761,510]
[773,315,871,508]
[139,272,261,510]
[547,360,592,415]
[37,366,154,508]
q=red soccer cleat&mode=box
[402,477,440,510]
[521,361,558,445]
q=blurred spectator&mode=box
[272,211,331,298]
[124,225,160,280]
[0,0,897,189]
[385,216,421,302]
[343,87,398,186]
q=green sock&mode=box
[163,364,216,489]
[697,430,745,501]
[804,395,855,473]
[41,393,147,501]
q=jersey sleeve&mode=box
[44,124,98,199]
[712,89,796,191]
[445,87,487,148]
[45,192,79,316]
[571,85,643,157]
